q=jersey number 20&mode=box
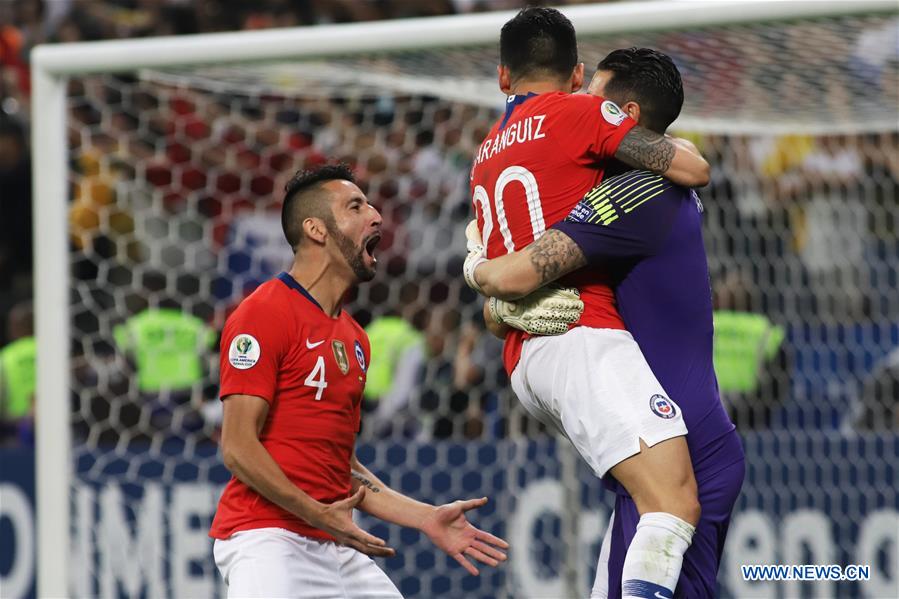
[473,165,546,254]
[304,356,328,400]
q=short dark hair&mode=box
[500,7,578,82]
[597,48,684,133]
[281,163,355,250]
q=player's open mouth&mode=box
[363,233,381,263]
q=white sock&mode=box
[621,512,695,599]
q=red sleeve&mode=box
[549,94,637,166]
[219,301,292,403]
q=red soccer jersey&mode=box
[470,92,637,374]
[209,272,370,542]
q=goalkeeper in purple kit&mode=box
[466,48,745,598]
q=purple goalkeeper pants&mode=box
[599,431,745,599]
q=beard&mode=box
[328,222,376,282]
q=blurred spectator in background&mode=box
[0,0,607,59]
[0,301,35,446]
[69,145,135,256]
[113,303,216,393]
[420,306,469,439]
[416,303,505,440]
[850,16,899,99]
[362,305,427,439]
[863,131,899,318]
[0,115,33,440]
[452,319,506,439]
[794,134,869,319]
[713,270,789,430]
[850,346,899,432]
[1,0,896,446]
[0,2,32,117]
[0,117,32,301]
[113,301,217,432]
[212,209,294,302]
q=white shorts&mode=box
[510,327,687,478]
[213,527,402,599]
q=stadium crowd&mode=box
[1,1,897,448]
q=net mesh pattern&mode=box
[61,10,898,598]
[144,13,899,132]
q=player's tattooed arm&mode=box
[615,125,710,188]
[220,395,394,557]
[348,451,510,576]
[615,126,675,173]
[474,229,586,300]
[351,470,381,493]
[525,229,587,287]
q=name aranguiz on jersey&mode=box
[473,114,546,167]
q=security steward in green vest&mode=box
[114,308,216,393]
[0,301,36,445]
[713,310,787,429]
[362,314,425,437]
[114,307,216,432]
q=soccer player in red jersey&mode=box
[469,47,746,599]
[464,9,710,599]
[210,164,508,598]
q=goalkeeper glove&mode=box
[463,219,487,294]
[488,287,584,336]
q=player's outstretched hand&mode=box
[489,286,583,335]
[420,497,509,576]
[315,488,396,558]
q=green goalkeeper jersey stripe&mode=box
[576,170,674,225]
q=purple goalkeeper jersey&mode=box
[554,170,741,482]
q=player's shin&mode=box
[621,512,695,599]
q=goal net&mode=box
[26,2,899,598]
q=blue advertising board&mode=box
[1,433,897,598]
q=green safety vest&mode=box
[113,309,216,392]
[363,316,423,400]
[0,336,36,419]
[713,311,785,393]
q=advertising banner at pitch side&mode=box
[1,434,897,598]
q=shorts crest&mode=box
[650,394,677,419]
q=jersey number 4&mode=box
[473,165,546,254]
[304,356,328,400]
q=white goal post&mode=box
[30,1,897,596]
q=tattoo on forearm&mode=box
[527,230,587,286]
[615,126,676,174]
[351,470,381,493]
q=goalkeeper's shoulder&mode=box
[564,171,688,232]
[586,170,672,205]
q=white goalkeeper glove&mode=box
[488,287,584,336]
[463,219,488,294]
